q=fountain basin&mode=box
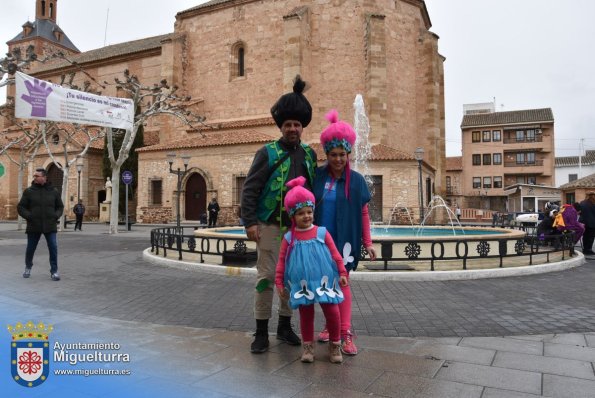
[195,226,525,241]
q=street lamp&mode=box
[167,152,191,233]
[414,147,425,222]
[76,159,83,203]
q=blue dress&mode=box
[283,226,344,309]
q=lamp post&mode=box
[76,160,83,203]
[414,147,425,222]
[167,152,191,233]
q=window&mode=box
[51,134,60,144]
[526,152,535,164]
[493,153,502,165]
[493,176,502,188]
[233,175,246,206]
[566,193,576,204]
[238,48,245,77]
[473,177,481,189]
[230,41,246,80]
[492,130,501,141]
[569,174,578,182]
[516,153,524,164]
[446,176,451,187]
[483,154,491,165]
[472,154,481,165]
[483,177,492,189]
[41,1,46,16]
[516,130,524,142]
[472,131,481,142]
[527,176,536,185]
[149,179,162,205]
[526,129,536,141]
[482,131,491,142]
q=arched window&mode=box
[49,2,54,18]
[230,41,246,80]
[238,47,245,77]
[41,1,46,16]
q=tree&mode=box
[104,69,205,234]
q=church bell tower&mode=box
[36,0,58,23]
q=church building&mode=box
[1,0,446,224]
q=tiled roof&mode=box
[137,130,275,152]
[177,0,233,16]
[558,172,595,190]
[461,108,554,127]
[446,156,463,171]
[9,19,79,52]
[32,34,171,74]
[308,143,414,162]
[555,150,595,167]
[202,116,275,130]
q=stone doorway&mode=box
[46,163,63,195]
[185,173,207,221]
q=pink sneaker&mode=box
[341,331,358,356]
[317,328,329,342]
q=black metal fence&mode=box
[149,226,577,271]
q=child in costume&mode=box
[275,177,348,364]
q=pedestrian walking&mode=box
[73,199,85,231]
[241,75,317,353]
[275,177,348,363]
[17,168,64,281]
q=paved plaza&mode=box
[1,222,595,397]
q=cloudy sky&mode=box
[2,0,594,157]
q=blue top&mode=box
[313,166,371,271]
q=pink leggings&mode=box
[321,277,352,336]
[299,303,340,343]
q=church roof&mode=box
[32,34,172,74]
[8,19,79,52]
[308,143,415,162]
[461,108,554,128]
[137,130,275,153]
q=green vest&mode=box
[256,141,316,224]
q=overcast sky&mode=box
[2,0,594,157]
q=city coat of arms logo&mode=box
[7,321,53,387]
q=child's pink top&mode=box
[275,225,347,291]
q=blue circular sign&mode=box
[122,170,133,185]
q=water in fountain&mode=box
[352,95,374,193]
[387,205,415,228]
[417,195,465,236]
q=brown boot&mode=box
[301,343,314,363]
[329,341,343,364]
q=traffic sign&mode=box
[122,170,133,185]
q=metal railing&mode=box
[150,226,577,272]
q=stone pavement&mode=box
[1,222,595,397]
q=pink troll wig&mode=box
[320,109,357,199]
[283,176,315,257]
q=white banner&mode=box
[15,72,134,130]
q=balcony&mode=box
[503,136,543,144]
[504,160,544,167]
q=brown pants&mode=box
[254,223,293,320]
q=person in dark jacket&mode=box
[207,198,220,227]
[17,168,64,281]
[73,199,86,231]
[241,75,317,354]
[579,191,595,255]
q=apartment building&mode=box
[458,107,555,211]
